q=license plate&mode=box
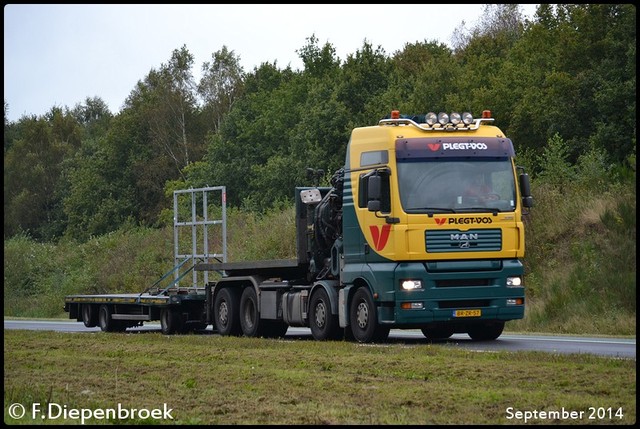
[453,309,481,317]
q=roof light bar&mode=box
[379,109,495,131]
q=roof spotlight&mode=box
[462,112,474,125]
[450,112,462,125]
[425,112,437,126]
[437,112,449,125]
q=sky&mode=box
[4,4,538,123]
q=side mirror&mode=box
[367,175,381,212]
[519,173,533,208]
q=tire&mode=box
[467,321,505,341]
[421,326,455,340]
[214,287,241,336]
[349,288,389,343]
[82,304,98,328]
[160,307,184,335]
[98,304,125,332]
[309,288,341,340]
[239,287,262,337]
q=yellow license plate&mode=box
[453,309,481,317]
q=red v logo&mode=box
[435,218,447,225]
[370,224,391,251]
[428,143,441,151]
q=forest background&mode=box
[3,4,636,336]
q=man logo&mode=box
[370,224,391,251]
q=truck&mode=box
[64,109,533,343]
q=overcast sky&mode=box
[4,4,538,123]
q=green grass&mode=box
[3,330,635,425]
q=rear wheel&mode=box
[239,287,262,337]
[309,288,341,340]
[467,322,505,341]
[98,305,125,332]
[214,287,241,336]
[349,288,389,343]
[160,307,184,335]
[82,304,98,328]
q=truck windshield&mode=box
[396,158,517,213]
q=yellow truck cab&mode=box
[338,110,533,342]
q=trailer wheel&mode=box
[98,305,125,332]
[467,322,504,341]
[214,287,241,336]
[309,288,341,340]
[160,307,184,335]
[239,287,263,337]
[82,304,98,328]
[349,288,389,343]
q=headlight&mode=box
[450,112,462,125]
[437,112,449,125]
[462,112,474,125]
[506,276,522,287]
[425,112,437,126]
[401,279,423,290]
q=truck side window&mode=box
[358,170,391,213]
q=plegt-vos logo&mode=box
[435,217,493,225]
[369,224,391,251]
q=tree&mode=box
[4,108,82,240]
[198,46,245,133]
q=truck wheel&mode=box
[82,304,98,328]
[309,288,340,340]
[467,321,504,341]
[421,326,455,340]
[239,287,262,337]
[160,307,184,335]
[98,304,125,332]
[349,288,389,343]
[214,287,241,336]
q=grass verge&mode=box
[3,330,636,425]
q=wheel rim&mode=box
[356,302,368,329]
[219,301,229,327]
[314,301,327,329]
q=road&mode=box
[4,319,635,360]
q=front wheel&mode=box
[309,288,341,340]
[421,326,455,340]
[467,321,505,341]
[349,288,389,343]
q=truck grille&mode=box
[426,229,501,253]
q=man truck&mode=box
[64,109,533,343]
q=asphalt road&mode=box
[4,319,636,360]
